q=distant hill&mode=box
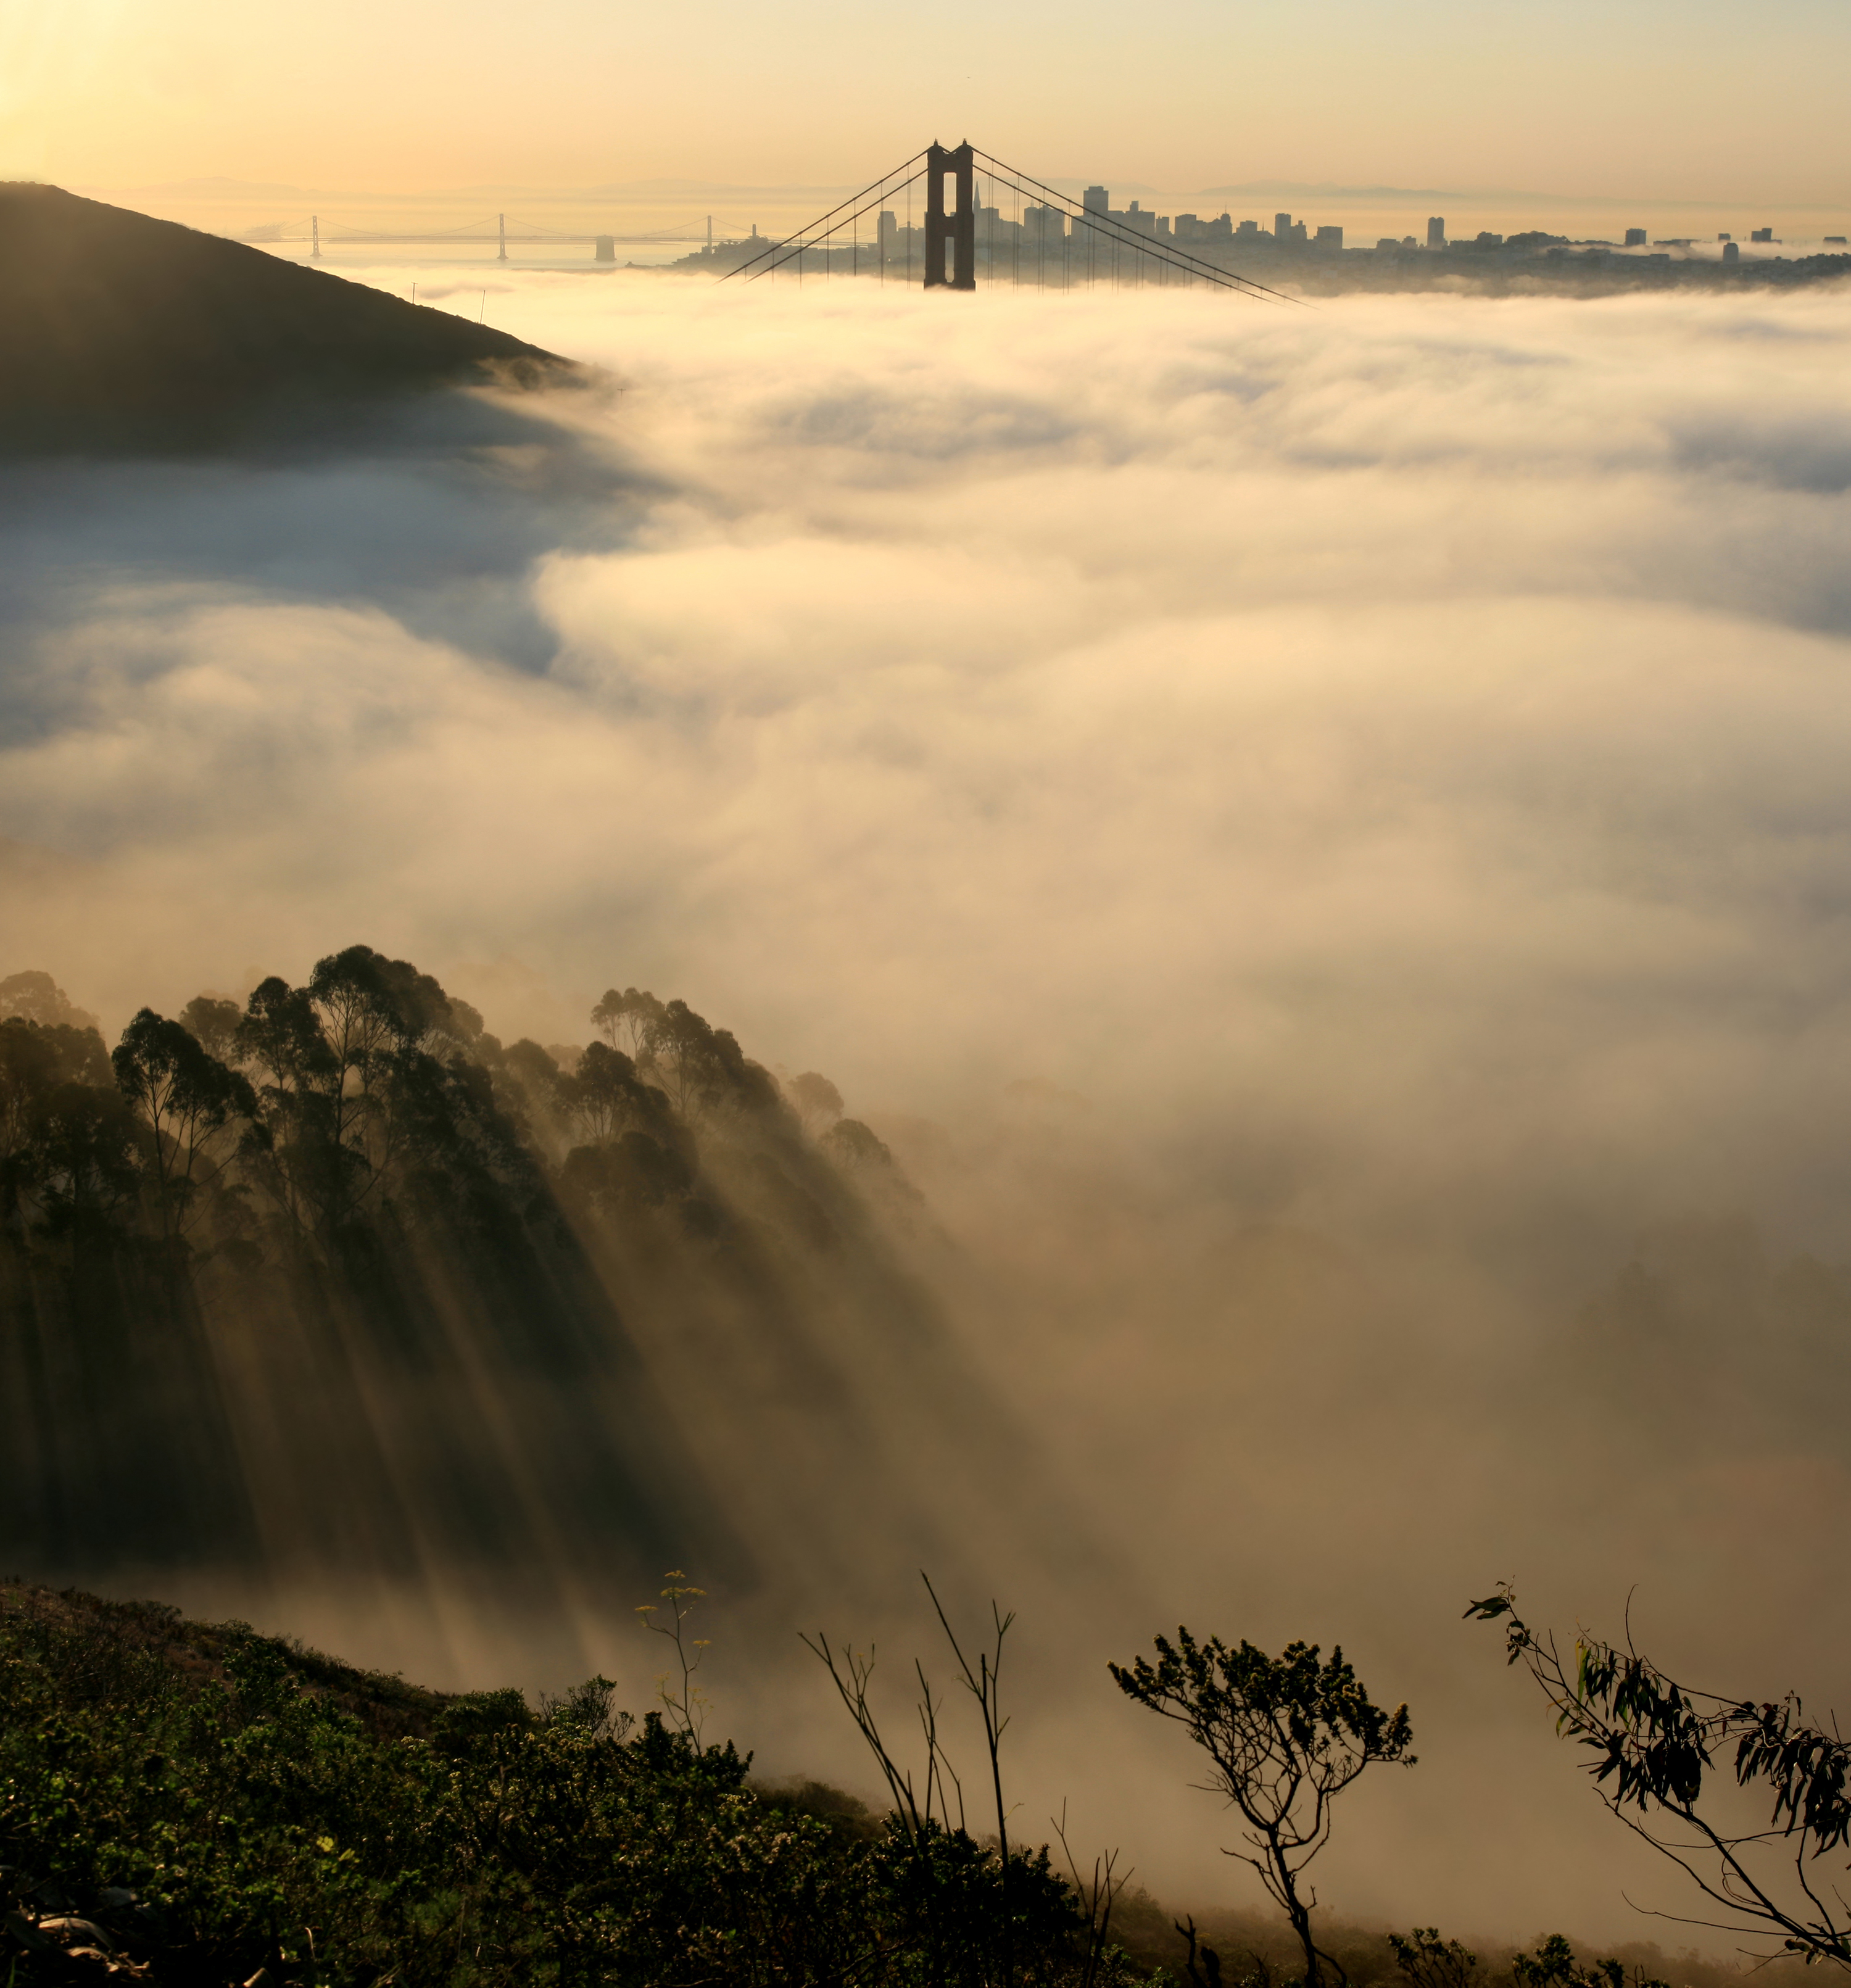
[0,182,565,452]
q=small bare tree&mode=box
[805,1574,1135,1985]
[801,1574,1013,1853]
[1111,1630,1414,1988]
[1051,1800,1137,1988]
[636,1570,712,1742]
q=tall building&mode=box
[1083,186,1109,215]
[1275,210,1293,240]
[878,210,897,257]
[1750,226,1774,241]
[1721,241,1741,263]
[1314,225,1343,252]
[1426,216,1445,249]
[1024,204,1065,242]
[1624,228,1647,247]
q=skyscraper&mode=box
[1426,216,1445,249]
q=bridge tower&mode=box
[497,213,508,263]
[924,141,975,289]
[310,215,321,260]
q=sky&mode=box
[4,0,1850,219]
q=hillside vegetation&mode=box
[0,1578,1128,1987]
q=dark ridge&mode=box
[0,1578,456,1741]
[0,182,571,454]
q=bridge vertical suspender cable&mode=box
[972,149,1299,300]
[718,153,929,283]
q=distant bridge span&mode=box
[252,213,735,259]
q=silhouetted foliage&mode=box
[1468,1587,1851,1968]
[789,1071,845,1127]
[1111,1630,1414,1988]
[827,1117,895,1169]
[1390,1928,1480,1988]
[1388,1929,1670,1988]
[112,1008,256,1267]
[592,985,668,1061]
[1510,1936,1668,1988]
[0,967,100,1030]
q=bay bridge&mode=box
[251,213,730,260]
[255,144,1296,300]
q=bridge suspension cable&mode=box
[719,154,929,283]
[724,142,1304,301]
[971,149,1300,304]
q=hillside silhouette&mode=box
[0,183,564,451]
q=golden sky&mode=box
[4,0,1849,214]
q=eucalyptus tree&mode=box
[1468,1586,1851,1968]
[1111,1631,1414,1988]
[112,1008,255,1262]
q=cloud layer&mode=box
[10,279,1851,1212]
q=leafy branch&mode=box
[1467,1584,1851,1967]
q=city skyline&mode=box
[56,168,1851,280]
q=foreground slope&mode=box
[0,183,561,449]
[0,1579,1112,1987]
[0,1583,1755,1988]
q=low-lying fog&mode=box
[7,270,1851,1944]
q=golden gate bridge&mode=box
[720,143,1298,299]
